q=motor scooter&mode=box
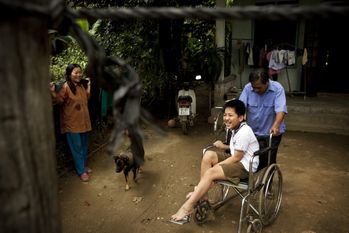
[177,82,196,135]
[177,95,193,134]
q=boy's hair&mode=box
[223,99,246,116]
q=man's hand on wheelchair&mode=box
[269,127,280,136]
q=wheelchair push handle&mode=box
[256,133,273,146]
[213,106,223,132]
[253,133,273,155]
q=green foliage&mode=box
[183,19,222,84]
[49,17,103,81]
[48,29,74,55]
[50,5,104,82]
[50,40,88,82]
[226,0,234,7]
[96,20,168,105]
[52,0,223,106]
[75,18,90,32]
[200,47,224,84]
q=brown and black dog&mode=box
[114,150,140,191]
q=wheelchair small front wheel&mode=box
[246,219,263,233]
[193,200,210,225]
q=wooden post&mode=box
[0,0,61,232]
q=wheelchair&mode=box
[193,134,283,233]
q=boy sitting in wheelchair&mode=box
[170,99,260,224]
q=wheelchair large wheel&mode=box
[258,164,283,226]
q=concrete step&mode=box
[207,93,349,135]
[285,94,349,135]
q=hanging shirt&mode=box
[268,50,286,71]
[302,48,308,65]
[246,42,254,66]
[287,50,296,65]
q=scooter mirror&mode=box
[195,75,202,80]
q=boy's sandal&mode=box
[169,206,193,225]
[169,215,190,225]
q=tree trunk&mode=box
[0,1,61,232]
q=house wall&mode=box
[229,17,304,93]
[214,0,322,106]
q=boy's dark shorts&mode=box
[208,148,249,184]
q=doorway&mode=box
[304,19,349,94]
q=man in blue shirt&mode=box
[239,68,287,170]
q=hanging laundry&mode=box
[268,50,286,71]
[302,48,308,65]
[287,50,296,65]
[278,50,288,65]
[246,42,254,66]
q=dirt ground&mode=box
[58,84,349,233]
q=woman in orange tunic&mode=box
[50,64,92,182]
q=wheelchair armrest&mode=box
[202,144,215,155]
[253,146,272,157]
